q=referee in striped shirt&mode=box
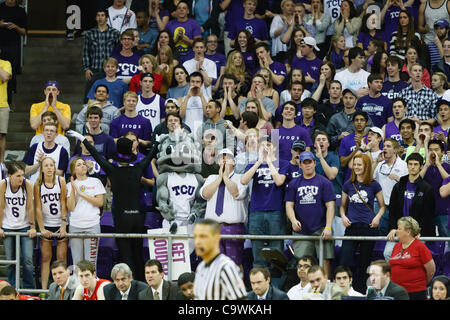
[193,219,247,300]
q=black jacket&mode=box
[138,280,180,300]
[366,280,410,300]
[103,280,148,300]
[388,175,435,236]
[247,285,290,300]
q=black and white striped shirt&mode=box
[194,253,247,300]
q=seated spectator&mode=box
[366,259,409,300]
[165,1,202,63]
[298,98,327,138]
[429,275,450,300]
[77,85,120,135]
[150,29,180,65]
[306,265,347,300]
[247,266,289,300]
[82,8,120,100]
[154,45,176,98]
[333,265,364,297]
[269,0,295,59]
[389,216,436,300]
[303,0,330,57]
[24,122,69,183]
[389,10,423,62]
[107,0,137,33]
[48,260,79,300]
[333,0,361,49]
[255,42,286,94]
[72,260,111,300]
[135,73,166,131]
[254,68,280,108]
[231,29,258,76]
[401,46,431,88]
[30,111,70,155]
[129,54,163,94]
[325,35,346,71]
[151,100,192,142]
[176,272,195,300]
[87,57,129,110]
[381,97,407,142]
[217,73,246,128]
[110,91,153,151]
[102,263,149,300]
[30,80,71,135]
[286,255,317,300]
[316,80,344,129]
[239,75,277,122]
[311,61,336,105]
[381,56,409,102]
[280,69,311,106]
[138,259,180,300]
[334,46,370,98]
[166,65,190,99]
[111,29,142,83]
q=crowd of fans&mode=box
[0,0,449,300]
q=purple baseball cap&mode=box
[45,80,59,89]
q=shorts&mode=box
[292,228,335,260]
[40,225,68,242]
[0,107,10,134]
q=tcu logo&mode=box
[256,167,272,180]
[172,185,195,196]
[41,193,60,204]
[120,63,139,76]
[139,109,157,118]
[297,186,318,197]
[5,197,25,206]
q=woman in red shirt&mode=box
[389,216,436,300]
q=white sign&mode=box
[147,227,191,280]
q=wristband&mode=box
[325,226,332,231]
[29,228,36,232]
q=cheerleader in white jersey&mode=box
[0,162,36,289]
[67,157,106,268]
[34,157,68,290]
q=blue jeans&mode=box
[374,201,390,236]
[433,214,449,237]
[248,210,284,267]
[3,227,35,289]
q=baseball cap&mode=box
[218,148,234,158]
[291,139,306,151]
[203,129,217,139]
[368,127,384,139]
[165,98,179,107]
[342,88,357,97]
[140,72,154,80]
[45,80,59,89]
[302,37,320,51]
[434,19,449,28]
[299,151,315,162]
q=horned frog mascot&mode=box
[155,129,206,238]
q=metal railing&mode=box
[1,231,449,295]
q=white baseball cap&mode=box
[302,37,320,51]
[369,127,384,139]
[218,148,234,158]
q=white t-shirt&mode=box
[287,282,312,300]
[107,6,137,33]
[183,57,217,98]
[67,177,106,229]
[334,68,370,94]
[373,156,408,205]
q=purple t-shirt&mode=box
[275,102,302,124]
[355,94,393,128]
[277,125,313,161]
[433,125,449,138]
[443,176,450,228]
[384,4,417,41]
[381,80,409,101]
[109,114,153,141]
[224,0,245,32]
[285,173,335,234]
[255,61,287,93]
[342,180,382,224]
[245,159,289,212]
[339,132,368,181]
[165,18,202,63]
[385,120,402,142]
[111,52,141,80]
[424,163,450,216]
[356,31,386,50]
[205,52,226,85]
[291,56,322,91]
[285,162,301,183]
[242,51,257,75]
[403,180,416,217]
[228,17,268,42]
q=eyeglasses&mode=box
[297,264,312,269]
[379,158,397,176]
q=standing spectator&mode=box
[385,152,435,260]
[254,68,280,109]
[334,46,370,97]
[48,260,79,300]
[67,157,106,268]
[339,153,386,293]
[0,161,35,289]
[213,52,250,100]
[241,135,289,268]
[404,122,434,161]
[228,0,269,45]
[145,0,170,48]
[433,100,450,141]
[298,98,327,138]
[311,61,336,105]
[111,29,141,83]
[389,216,436,300]
[107,0,137,33]
[286,255,317,300]
[356,13,386,54]
[72,260,110,300]
[303,0,331,57]
[333,265,365,297]
[402,46,431,88]
[373,138,409,236]
[216,73,247,128]
[381,56,409,102]
[166,65,190,99]
[355,73,394,128]
[292,37,323,92]
[325,35,347,71]
[285,151,335,277]
[24,122,70,183]
[432,38,450,79]
[165,1,202,63]
[313,131,341,195]
[398,63,439,122]
[382,98,408,143]
[30,112,70,156]
[269,0,295,59]
[366,259,410,300]
[280,70,311,106]
[380,0,413,42]
[418,0,450,45]
[247,266,289,300]
[135,10,154,54]
[154,45,176,98]
[135,73,166,131]
[191,0,221,38]
[102,263,148,300]
[333,0,362,49]
[431,72,450,99]
[129,54,163,94]
[34,157,68,292]
[82,8,120,100]
[254,42,287,94]
[283,28,306,75]
[204,34,226,88]
[428,19,449,67]
[30,80,71,135]
[200,148,249,270]
[389,10,422,62]
[306,265,347,300]
[150,29,180,64]
[151,100,192,141]
[87,58,129,109]
[0,55,11,163]
[232,29,258,76]
[316,80,344,129]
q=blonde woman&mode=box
[431,72,450,98]
[129,54,163,93]
[214,50,252,96]
[253,68,280,108]
[243,98,274,135]
[155,45,177,97]
[34,157,68,291]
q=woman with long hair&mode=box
[326,34,346,71]
[214,50,252,97]
[166,65,190,99]
[339,153,385,293]
[34,157,68,291]
[233,29,257,75]
[151,29,180,65]
[284,27,306,75]
[333,0,362,48]
[311,61,336,103]
[0,161,35,289]
[254,67,280,108]
[431,72,450,98]
[401,46,431,87]
[389,10,423,62]
[155,45,177,98]
[244,98,274,135]
[370,50,389,80]
[67,157,105,268]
